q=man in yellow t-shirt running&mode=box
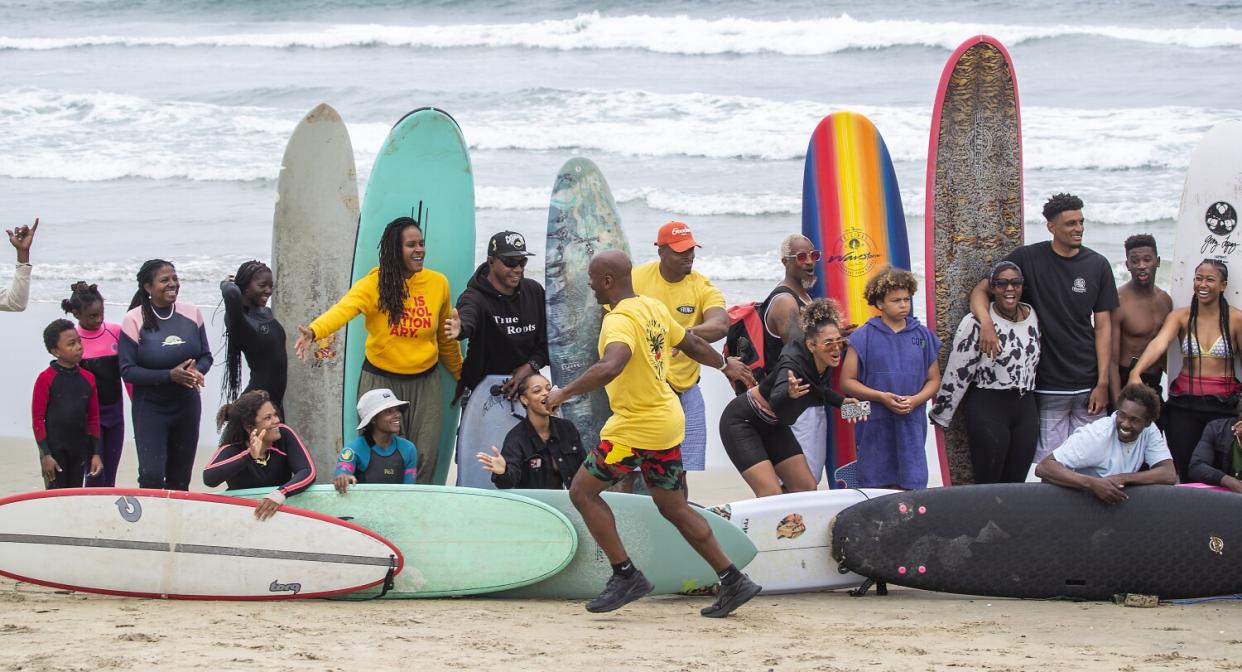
[545,250,761,617]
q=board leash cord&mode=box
[326,554,398,601]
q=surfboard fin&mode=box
[850,578,887,597]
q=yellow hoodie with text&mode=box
[309,267,462,378]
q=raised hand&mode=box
[476,446,507,475]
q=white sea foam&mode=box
[2,14,1241,54]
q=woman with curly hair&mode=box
[720,298,860,497]
[294,216,462,484]
[219,260,286,411]
[841,266,941,490]
[204,390,314,521]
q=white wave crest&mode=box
[3,13,1241,55]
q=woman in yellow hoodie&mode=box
[294,216,462,484]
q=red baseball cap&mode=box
[655,221,701,253]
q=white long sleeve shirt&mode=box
[0,264,30,312]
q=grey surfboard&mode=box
[271,103,359,480]
[455,374,526,489]
[545,158,630,453]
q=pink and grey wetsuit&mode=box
[77,322,129,487]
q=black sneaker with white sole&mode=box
[700,574,761,618]
[585,570,655,613]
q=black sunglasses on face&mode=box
[991,278,1024,288]
[499,256,529,268]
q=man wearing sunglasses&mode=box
[447,231,548,403]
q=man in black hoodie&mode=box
[447,231,549,402]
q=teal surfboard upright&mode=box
[346,108,475,484]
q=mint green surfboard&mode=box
[346,108,475,484]
[494,491,758,599]
[227,485,576,598]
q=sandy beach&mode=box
[1,428,1239,671]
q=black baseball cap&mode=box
[488,231,536,258]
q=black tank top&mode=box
[360,446,405,484]
[760,286,807,377]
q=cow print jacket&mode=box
[930,303,1040,427]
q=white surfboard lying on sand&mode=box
[710,489,896,594]
[0,488,402,599]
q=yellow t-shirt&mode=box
[598,295,687,450]
[631,261,726,393]
[308,267,463,378]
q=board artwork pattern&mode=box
[932,42,1023,485]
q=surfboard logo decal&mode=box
[115,496,142,522]
[269,580,302,595]
[827,229,881,278]
[1209,536,1224,555]
[1205,202,1237,236]
[777,513,806,540]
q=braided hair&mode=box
[1186,259,1233,394]
[377,216,423,328]
[216,389,272,438]
[129,259,174,333]
[221,260,274,406]
[61,281,104,315]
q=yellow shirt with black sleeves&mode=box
[631,261,726,393]
[308,267,463,379]
[598,295,687,451]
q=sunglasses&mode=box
[498,256,529,268]
[820,337,849,352]
[991,278,1025,289]
[784,250,822,264]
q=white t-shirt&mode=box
[1052,413,1172,478]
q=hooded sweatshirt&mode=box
[757,334,845,426]
[455,263,549,398]
[848,315,941,424]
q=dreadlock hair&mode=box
[43,318,76,353]
[1042,193,1084,221]
[1117,383,1161,424]
[61,281,105,315]
[1186,258,1232,395]
[129,259,175,332]
[221,260,273,406]
[216,389,272,440]
[377,216,423,328]
[799,298,842,341]
[1124,234,1158,256]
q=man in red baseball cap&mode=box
[627,221,753,490]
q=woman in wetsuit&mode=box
[1130,258,1242,480]
[720,298,862,497]
[204,390,314,520]
[220,260,286,412]
[62,281,129,487]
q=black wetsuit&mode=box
[202,425,315,496]
[221,281,287,410]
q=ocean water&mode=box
[0,1,1239,446]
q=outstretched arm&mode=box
[1128,309,1183,385]
[544,342,631,410]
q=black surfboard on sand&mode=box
[831,484,1242,600]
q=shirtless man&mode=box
[1110,234,1172,405]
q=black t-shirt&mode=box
[1004,242,1119,391]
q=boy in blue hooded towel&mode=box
[841,266,941,489]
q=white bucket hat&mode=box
[356,388,409,430]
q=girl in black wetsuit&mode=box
[204,390,314,520]
[220,261,287,411]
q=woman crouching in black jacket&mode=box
[721,298,862,497]
[477,374,584,489]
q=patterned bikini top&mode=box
[1182,332,1232,360]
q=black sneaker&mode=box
[585,570,654,613]
[700,574,761,618]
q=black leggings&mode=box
[132,390,201,491]
[720,394,803,473]
[45,449,88,490]
[1164,394,1235,481]
[962,387,1038,484]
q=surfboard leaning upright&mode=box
[272,103,359,480]
[346,108,475,485]
[545,158,630,454]
[801,111,912,488]
[1166,120,1242,382]
[925,36,1024,485]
